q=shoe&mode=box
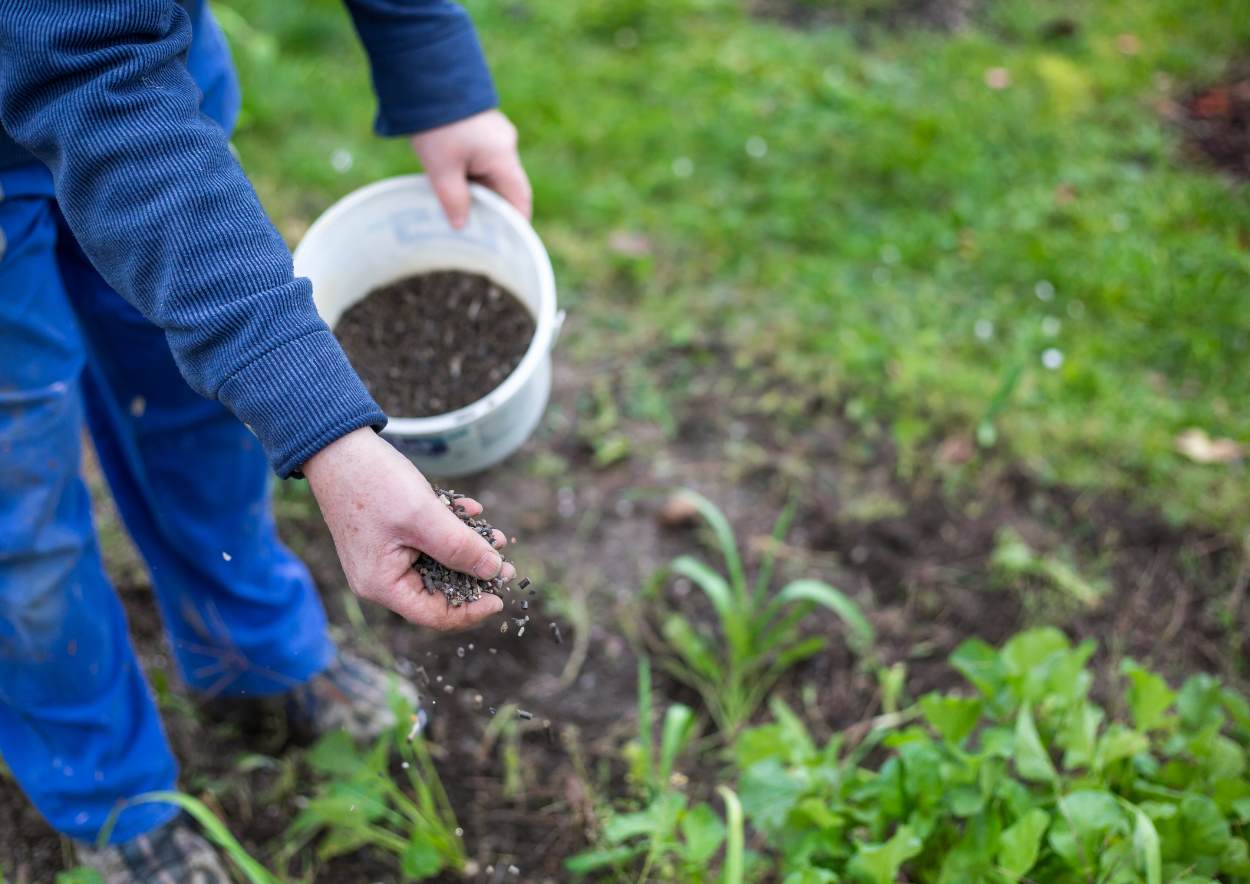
[76,814,230,883]
[285,650,424,743]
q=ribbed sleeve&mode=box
[344,0,498,136]
[0,0,386,476]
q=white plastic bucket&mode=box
[293,174,561,477]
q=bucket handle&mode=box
[548,310,567,354]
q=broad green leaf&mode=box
[950,639,1005,699]
[997,808,1049,879]
[847,825,922,884]
[400,837,443,880]
[604,791,685,843]
[1050,790,1125,873]
[768,698,818,760]
[1223,837,1250,877]
[1177,674,1224,732]
[1094,724,1149,771]
[1002,628,1070,702]
[1014,705,1056,783]
[1058,701,1104,770]
[719,786,745,884]
[1121,660,1176,732]
[681,803,726,864]
[776,580,875,658]
[1179,794,1231,857]
[920,693,983,745]
[740,759,807,834]
[564,844,646,874]
[1131,805,1162,884]
[308,730,365,777]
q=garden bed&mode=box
[2,334,1243,881]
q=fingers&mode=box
[477,158,533,221]
[453,496,484,517]
[429,167,472,229]
[380,571,505,631]
[417,499,516,581]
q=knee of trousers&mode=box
[0,374,109,698]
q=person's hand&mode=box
[410,109,532,228]
[302,427,512,630]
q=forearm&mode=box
[0,0,383,475]
[344,0,498,135]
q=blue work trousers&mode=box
[0,163,335,844]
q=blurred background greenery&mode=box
[220,0,1250,529]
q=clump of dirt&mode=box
[750,0,978,33]
[1180,67,1250,179]
[335,271,535,417]
[416,488,517,607]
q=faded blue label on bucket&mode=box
[396,436,449,457]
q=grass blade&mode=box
[673,490,747,604]
[107,791,277,884]
[638,657,654,790]
[657,704,697,786]
[753,496,798,606]
[718,786,745,884]
[776,580,875,658]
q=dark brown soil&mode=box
[1180,67,1250,179]
[750,0,978,33]
[335,271,535,417]
[3,328,1246,882]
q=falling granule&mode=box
[500,620,510,634]
[468,643,475,651]
[221,552,232,562]
[508,865,520,875]
[518,709,533,720]
[406,714,422,742]
[550,623,563,645]
[457,646,466,658]
[489,707,497,715]
[455,827,464,837]
[518,578,530,591]
[443,684,454,694]
[520,600,529,610]
[517,627,526,638]
[401,762,410,769]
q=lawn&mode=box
[220,0,1250,531]
[4,0,1250,880]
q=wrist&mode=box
[302,426,377,486]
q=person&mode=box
[0,1,530,879]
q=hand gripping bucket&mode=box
[293,175,562,477]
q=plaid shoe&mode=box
[76,814,229,883]
[285,650,424,743]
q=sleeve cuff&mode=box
[366,25,499,136]
[217,329,388,478]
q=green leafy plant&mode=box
[567,659,744,882]
[731,627,1250,882]
[645,489,875,734]
[282,714,466,880]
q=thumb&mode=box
[429,167,472,229]
[417,504,515,582]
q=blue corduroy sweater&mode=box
[0,0,498,476]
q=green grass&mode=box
[220,0,1250,532]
